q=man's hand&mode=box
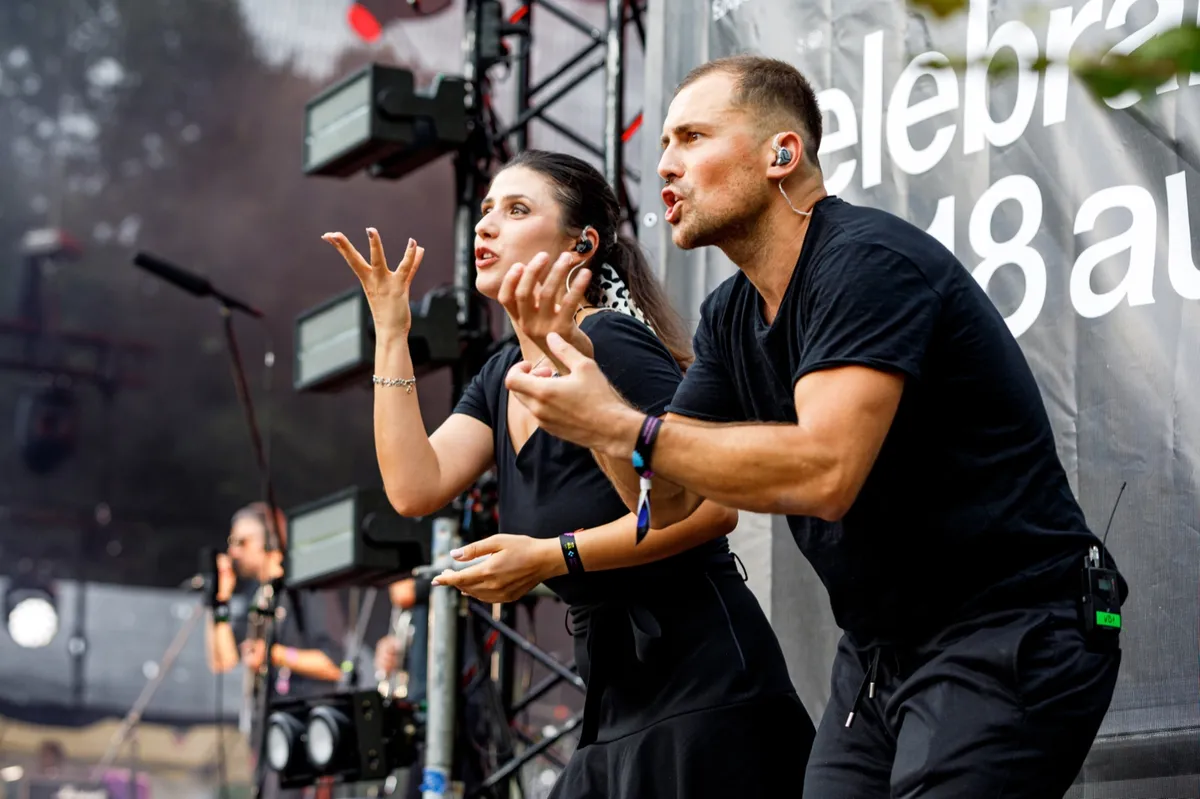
[498,251,595,374]
[431,534,566,603]
[375,635,402,675]
[388,579,417,610]
[505,332,643,457]
[216,553,236,603]
[240,639,267,672]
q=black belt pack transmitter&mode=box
[1081,482,1126,649]
[1081,545,1122,645]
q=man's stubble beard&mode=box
[674,187,771,253]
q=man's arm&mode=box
[205,611,240,673]
[508,336,904,526]
[270,645,343,682]
[591,414,724,522]
[509,245,933,525]
[611,366,904,523]
[204,555,239,673]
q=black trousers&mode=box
[804,602,1121,799]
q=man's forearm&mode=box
[600,410,841,520]
[652,420,839,517]
[205,614,239,673]
[273,646,343,682]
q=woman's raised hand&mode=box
[322,228,424,336]
[499,251,594,372]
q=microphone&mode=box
[180,547,222,608]
[133,251,264,318]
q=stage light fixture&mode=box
[307,706,354,770]
[284,486,437,591]
[265,711,309,776]
[293,285,460,393]
[5,583,59,649]
[303,63,469,180]
[266,689,419,789]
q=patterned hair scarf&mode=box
[593,262,648,325]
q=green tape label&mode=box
[1096,611,1121,629]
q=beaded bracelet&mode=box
[373,375,416,393]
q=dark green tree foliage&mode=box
[909,0,1200,101]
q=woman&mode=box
[323,150,815,797]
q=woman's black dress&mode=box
[453,311,816,798]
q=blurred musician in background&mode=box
[203,501,347,797]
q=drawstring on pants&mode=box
[845,648,881,728]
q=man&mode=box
[502,55,1126,798]
[203,503,345,797]
[204,503,344,691]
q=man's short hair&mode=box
[678,55,823,168]
[231,501,288,549]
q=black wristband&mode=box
[213,603,230,624]
[559,532,585,575]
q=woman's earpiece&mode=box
[574,225,595,254]
[771,135,793,167]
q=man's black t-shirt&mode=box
[666,195,1126,646]
[231,582,346,699]
[454,310,730,606]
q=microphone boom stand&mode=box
[218,302,294,799]
[131,252,295,799]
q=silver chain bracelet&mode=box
[373,375,416,393]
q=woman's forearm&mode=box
[592,450,702,528]
[373,330,445,515]
[436,502,739,603]
[571,500,738,573]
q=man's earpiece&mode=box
[574,224,595,254]
[771,135,793,167]
[771,135,811,218]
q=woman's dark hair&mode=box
[499,150,693,371]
